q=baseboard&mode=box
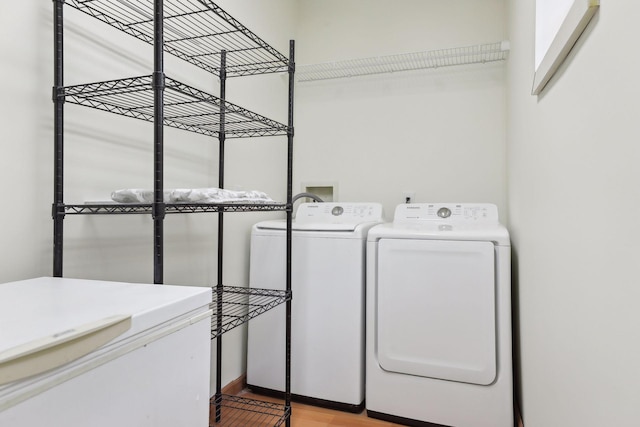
[369,408,523,427]
[367,410,449,427]
[221,374,246,396]
[247,383,364,413]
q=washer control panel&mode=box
[394,203,499,224]
[297,202,383,224]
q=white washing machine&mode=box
[366,203,513,427]
[247,202,383,411]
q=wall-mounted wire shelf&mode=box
[65,0,289,77]
[210,394,290,427]
[61,202,287,215]
[296,41,510,82]
[210,286,291,340]
[60,75,288,138]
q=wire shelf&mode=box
[210,394,290,427]
[210,286,291,340]
[296,41,510,82]
[61,202,288,215]
[60,75,288,138]
[65,0,289,77]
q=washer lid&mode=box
[257,221,362,232]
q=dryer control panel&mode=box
[296,203,383,224]
[393,203,499,224]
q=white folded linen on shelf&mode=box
[109,189,160,203]
[168,188,274,203]
[111,188,274,204]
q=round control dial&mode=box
[331,206,344,216]
[437,207,451,218]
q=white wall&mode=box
[0,3,52,283]
[294,0,508,219]
[507,1,640,425]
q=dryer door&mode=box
[376,239,496,385]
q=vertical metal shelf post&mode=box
[214,50,227,423]
[52,0,65,277]
[285,39,295,427]
[152,0,165,284]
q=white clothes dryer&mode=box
[247,202,383,412]
[366,203,513,427]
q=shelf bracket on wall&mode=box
[296,41,510,82]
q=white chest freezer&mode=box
[0,277,212,427]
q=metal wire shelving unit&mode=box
[65,0,289,76]
[52,1,294,426]
[296,41,510,82]
[210,286,292,340]
[61,76,289,138]
[63,202,288,215]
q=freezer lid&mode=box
[0,277,211,385]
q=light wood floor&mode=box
[234,391,524,427]
[213,378,523,427]
[238,391,403,427]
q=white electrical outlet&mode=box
[402,191,415,204]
